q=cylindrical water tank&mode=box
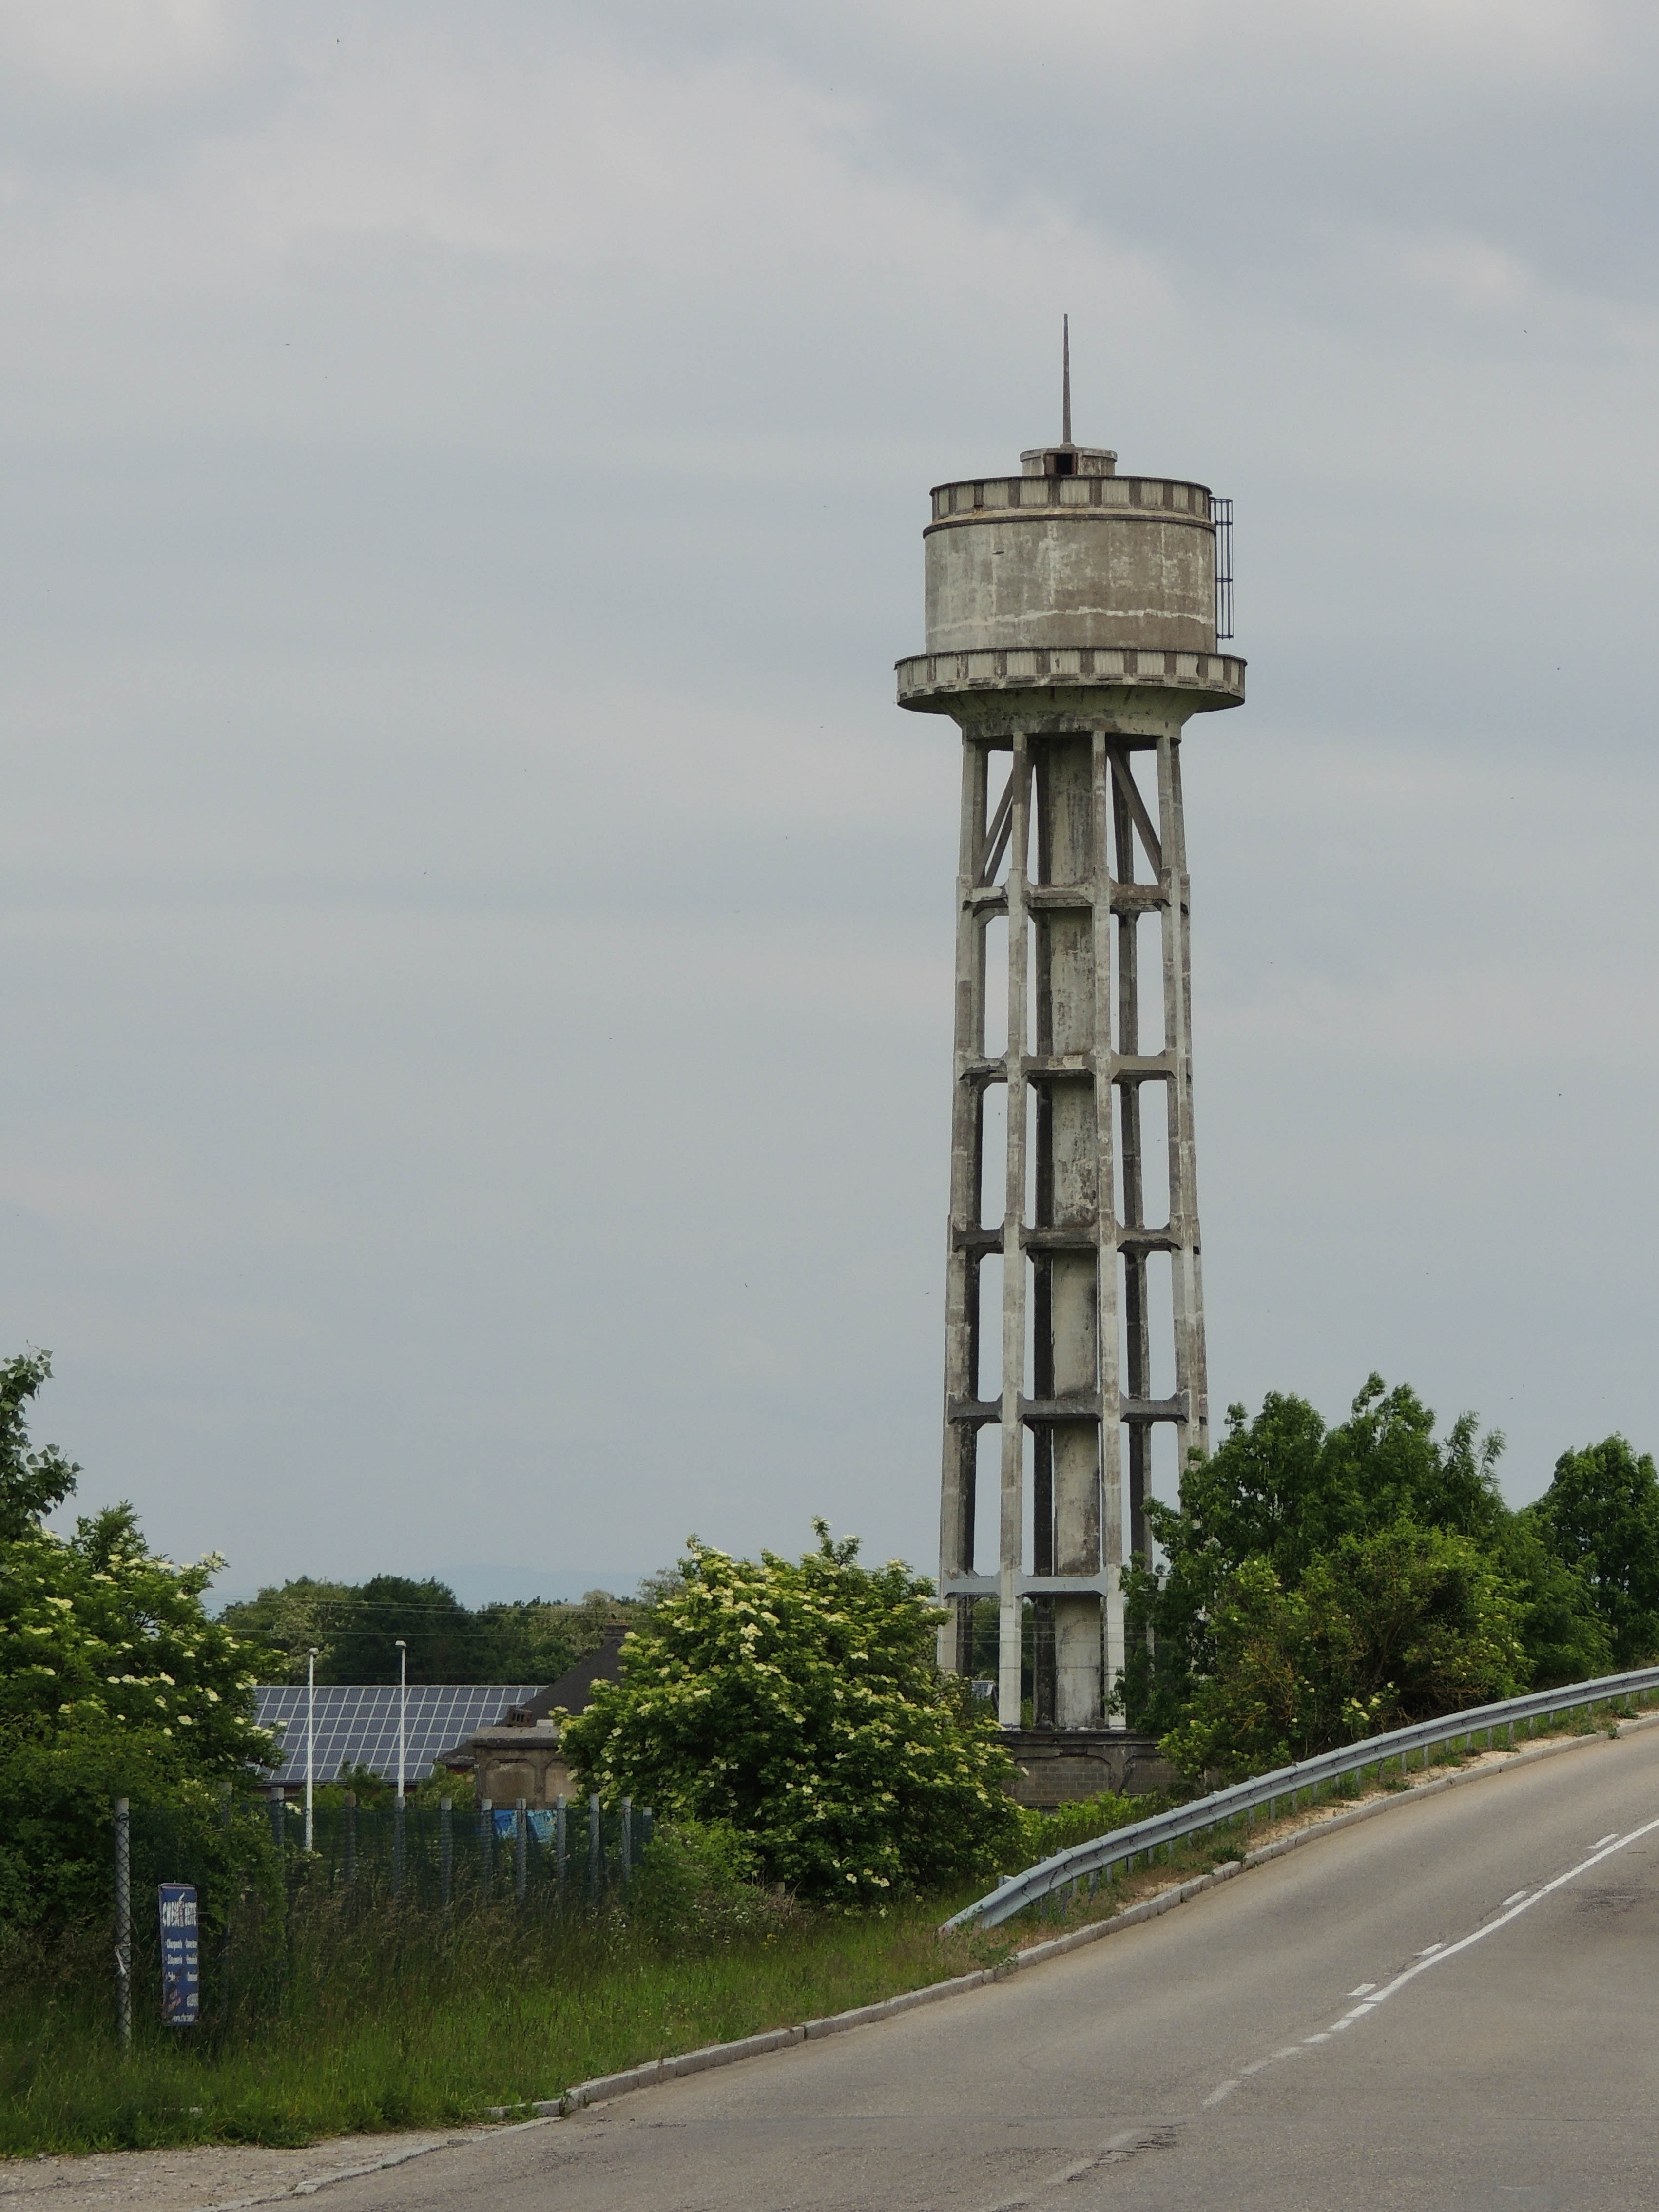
[923,443,1218,658]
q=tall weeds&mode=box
[0,1884,1001,2154]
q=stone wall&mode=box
[1002,1729,1181,1809]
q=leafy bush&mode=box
[561,1522,1023,1905]
[1159,1520,1529,1782]
[1494,1511,1612,1686]
[1121,1376,1618,1780]
[0,1350,276,1926]
[0,1721,278,1931]
[626,1819,789,1948]
[1014,1788,1158,1862]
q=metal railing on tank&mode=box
[1212,495,1235,640]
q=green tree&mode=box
[317,1576,475,1682]
[1161,1521,1529,1782]
[1163,1372,1505,1587]
[0,1504,271,1765]
[466,1598,597,1683]
[218,1577,652,1685]
[1493,1513,1612,1687]
[0,1351,79,1539]
[215,1575,354,1682]
[561,1523,1022,1904]
[0,1351,276,1923]
[1529,1438,1659,1667]
[1123,1376,1513,1738]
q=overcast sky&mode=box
[4,0,1659,1608]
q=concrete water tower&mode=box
[897,334,1244,1759]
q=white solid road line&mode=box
[1591,1832,1618,1847]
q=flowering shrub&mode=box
[0,1506,272,1769]
[0,1352,275,1924]
[561,1523,1022,1904]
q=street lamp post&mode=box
[305,1647,318,1852]
[395,1639,407,1802]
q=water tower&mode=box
[897,340,1244,1759]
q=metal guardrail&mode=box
[945,1663,1659,1931]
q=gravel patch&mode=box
[0,2128,495,2211]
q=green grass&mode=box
[10,1695,1653,2160]
[0,1894,1010,2156]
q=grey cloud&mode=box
[5,0,1659,1598]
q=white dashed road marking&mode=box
[1196,1812,1659,2120]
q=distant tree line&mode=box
[215,1574,676,1687]
[1117,1374,1659,1781]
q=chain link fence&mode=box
[113,1791,652,2041]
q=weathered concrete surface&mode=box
[244,1702,1659,2210]
[463,1723,571,1808]
[0,2128,482,2210]
[919,440,1232,1733]
[923,474,1218,656]
[1001,1725,1181,1807]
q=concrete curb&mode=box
[484,1712,1659,2127]
[493,1970,1007,2119]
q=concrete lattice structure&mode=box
[898,370,1244,1733]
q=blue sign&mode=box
[158,1884,199,2026]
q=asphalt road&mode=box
[281,1728,1659,2211]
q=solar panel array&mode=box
[253,1685,545,1789]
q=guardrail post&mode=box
[515,1800,528,1905]
[555,1795,567,1899]
[440,1798,453,1913]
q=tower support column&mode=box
[938,740,987,1678]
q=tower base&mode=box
[1002,1728,1181,1809]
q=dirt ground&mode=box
[0,2127,523,2210]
